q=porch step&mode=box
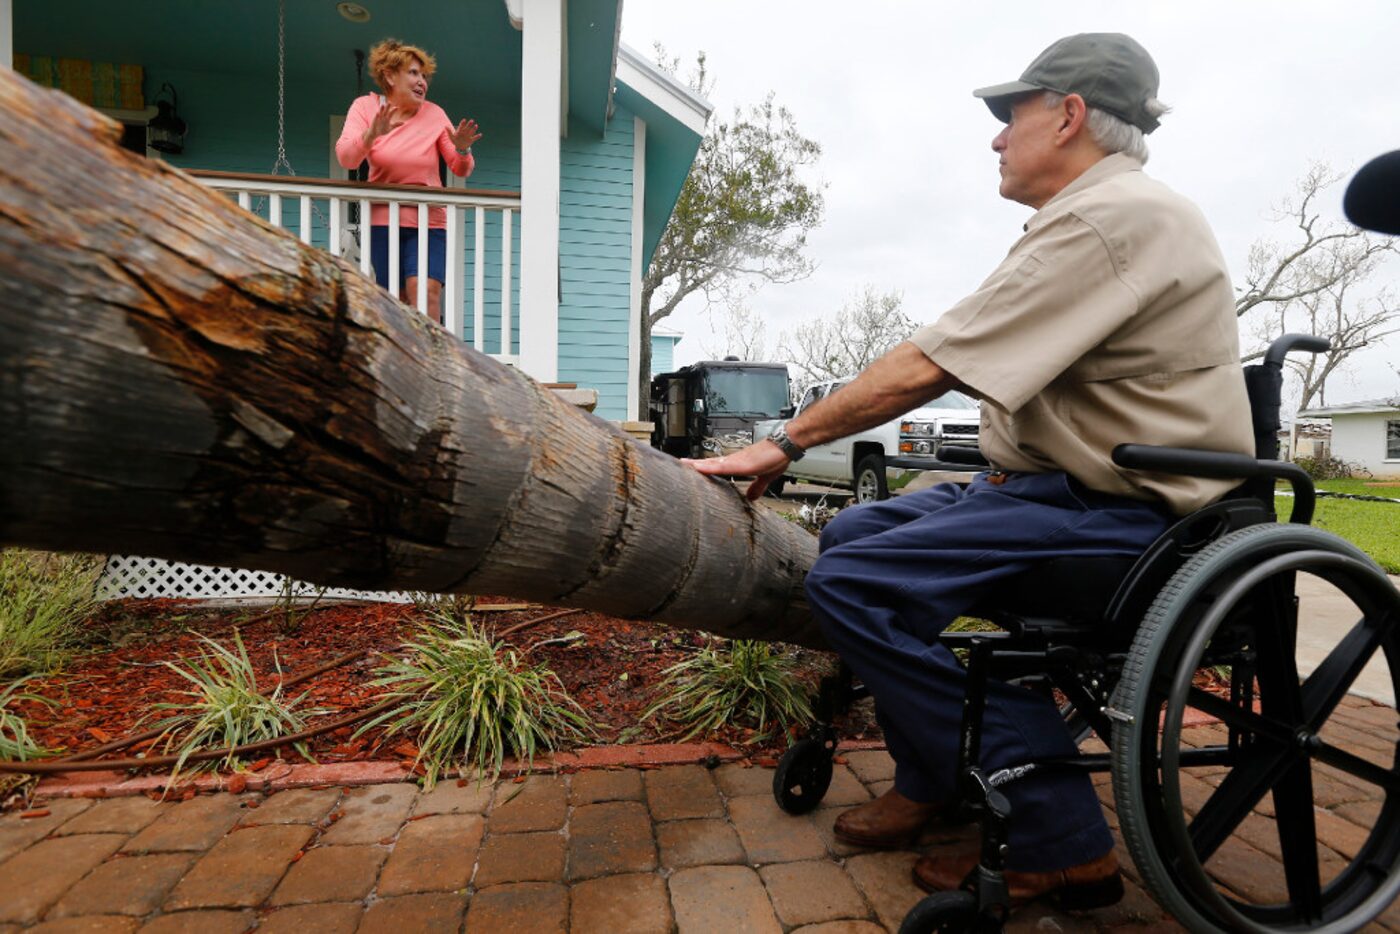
[547,385,598,412]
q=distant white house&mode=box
[1297,399,1400,478]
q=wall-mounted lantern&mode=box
[148,83,187,154]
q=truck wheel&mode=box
[767,477,787,498]
[853,455,889,503]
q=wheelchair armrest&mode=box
[1112,443,1315,524]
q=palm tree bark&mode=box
[0,69,826,649]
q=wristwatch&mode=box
[768,423,805,461]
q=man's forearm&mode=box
[784,342,960,450]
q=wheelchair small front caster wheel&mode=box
[898,890,983,934]
[772,736,834,814]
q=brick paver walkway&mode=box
[1,696,1396,932]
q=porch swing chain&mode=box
[264,0,334,235]
[270,0,295,177]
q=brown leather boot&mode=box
[833,788,943,848]
[913,849,1124,909]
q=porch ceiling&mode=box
[14,0,523,104]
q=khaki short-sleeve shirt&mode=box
[909,154,1252,516]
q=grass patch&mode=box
[0,677,55,762]
[147,631,321,783]
[1279,493,1400,574]
[0,549,103,678]
[643,639,814,744]
[360,617,591,788]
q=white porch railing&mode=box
[191,171,522,365]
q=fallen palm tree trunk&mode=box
[0,68,824,650]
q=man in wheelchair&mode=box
[692,32,1400,932]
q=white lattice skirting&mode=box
[97,555,416,603]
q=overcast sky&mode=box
[620,0,1400,405]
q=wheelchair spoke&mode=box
[1299,617,1387,729]
[1272,758,1322,921]
[1185,688,1292,746]
[1313,739,1400,792]
[1188,747,1292,862]
[1254,576,1304,725]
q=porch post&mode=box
[1,0,12,69]
[517,0,563,382]
[627,117,646,420]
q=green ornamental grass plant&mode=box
[147,631,320,783]
[644,639,815,744]
[0,549,102,678]
[0,677,55,761]
[359,616,591,788]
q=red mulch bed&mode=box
[9,598,871,779]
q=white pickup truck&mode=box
[755,379,981,502]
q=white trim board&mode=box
[616,43,712,135]
[626,116,646,419]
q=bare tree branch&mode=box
[778,287,916,385]
[1237,161,1400,429]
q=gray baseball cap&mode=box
[973,33,1163,134]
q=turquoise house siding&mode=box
[651,334,680,375]
[557,105,638,420]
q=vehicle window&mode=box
[798,386,821,411]
[930,390,978,410]
[704,369,791,417]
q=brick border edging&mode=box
[32,738,890,800]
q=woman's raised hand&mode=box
[450,118,483,151]
[363,100,396,146]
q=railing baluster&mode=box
[473,207,486,352]
[237,191,251,211]
[388,201,400,298]
[298,196,312,244]
[328,198,343,257]
[268,192,282,228]
[501,208,513,360]
[359,198,372,276]
[443,205,460,339]
[416,202,429,315]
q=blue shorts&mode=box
[370,226,446,290]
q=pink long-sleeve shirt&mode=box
[336,93,475,228]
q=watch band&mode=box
[769,423,805,461]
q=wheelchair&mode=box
[772,334,1400,933]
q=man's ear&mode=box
[1055,93,1090,146]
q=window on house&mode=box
[1387,420,1400,460]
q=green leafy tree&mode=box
[640,51,824,402]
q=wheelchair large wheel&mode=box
[1111,524,1400,933]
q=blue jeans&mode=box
[806,471,1171,871]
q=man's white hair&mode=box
[1042,91,1170,165]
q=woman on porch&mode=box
[335,39,483,326]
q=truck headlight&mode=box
[899,421,937,437]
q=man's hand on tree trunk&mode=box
[685,442,790,501]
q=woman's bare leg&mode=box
[402,276,444,326]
